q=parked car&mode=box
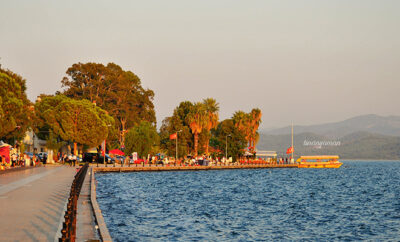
[82,153,115,164]
[101,154,115,164]
[37,152,47,164]
[82,153,97,163]
[24,152,45,163]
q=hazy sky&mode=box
[1,0,399,130]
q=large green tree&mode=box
[0,68,32,142]
[159,115,192,158]
[212,119,247,161]
[125,121,159,158]
[35,95,115,154]
[61,62,155,148]
[159,101,194,157]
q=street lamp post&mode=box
[176,130,182,164]
[225,134,231,163]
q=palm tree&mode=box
[233,109,262,152]
[249,108,262,150]
[232,111,252,148]
[203,98,219,155]
[186,102,207,156]
[232,111,247,132]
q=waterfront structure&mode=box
[255,150,277,162]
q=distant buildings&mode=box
[23,130,47,153]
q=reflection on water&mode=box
[96,161,400,241]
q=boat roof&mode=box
[299,155,339,159]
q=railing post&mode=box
[58,163,88,241]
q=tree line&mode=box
[159,99,262,160]
[0,62,262,160]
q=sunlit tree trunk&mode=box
[120,119,127,148]
[194,132,199,156]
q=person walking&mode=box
[63,153,67,165]
[11,153,17,167]
[68,154,73,166]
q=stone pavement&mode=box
[76,168,100,241]
[0,165,76,242]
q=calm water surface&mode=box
[96,161,400,241]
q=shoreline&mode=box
[92,164,298,173]
[342,159,400,162]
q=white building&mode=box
[23,130,47,153]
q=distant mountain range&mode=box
[263,114,400,138]
[257,115,400,160]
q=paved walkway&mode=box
[0,165,76,242]
[76,168,100,241]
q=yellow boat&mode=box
[296,155,342,168]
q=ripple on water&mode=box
[96,161,400,241]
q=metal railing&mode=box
[108,159,293,168]
[59,163,89,242]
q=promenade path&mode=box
[0,165,76,242]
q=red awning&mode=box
[109,149,124,155]
[0,146,10,164]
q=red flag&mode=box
[169,133,177,140]
[286,146,293,154]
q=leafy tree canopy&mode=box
[212,119,247,161]
[0,68,33,141]
[125,121,159,158]
[159,115,192,158]
[35,95,115,149]
[61,62,156,147]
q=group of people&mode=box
[59,153,80,166]
[0,152,44,170]
[0,151,84,170]
[150,155,233,166]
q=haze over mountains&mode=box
[263,114,400,137]
[257,115,400,160]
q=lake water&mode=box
[95,161,400,241]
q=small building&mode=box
[255,150,277,161]
[23,130,47,153]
